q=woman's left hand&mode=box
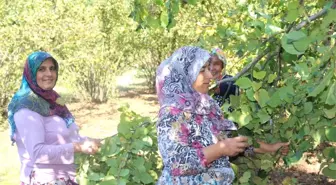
[268,142,290,155]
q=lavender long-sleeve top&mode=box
[14,108,86,184]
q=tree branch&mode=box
[215,2,335,86]
[294,8,328,30]
[216,48,275,84]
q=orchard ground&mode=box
[0,70,335,185]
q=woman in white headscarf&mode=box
[155,46,289,184]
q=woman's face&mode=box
[36,58,57,90]
[210,55,225,80]
[192,61,213,94]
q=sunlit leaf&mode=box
[235,77,252,89]
[325,127,336,142]
[254,89,270,107]
[253,70,266,80]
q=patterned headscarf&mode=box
[211,48,227,65]
[156,46,224,116]
[8,51,74,142]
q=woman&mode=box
[155,46,288,184]
[8,51,101,185]
[210,48,238,108]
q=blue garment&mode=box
[212,75,239,109]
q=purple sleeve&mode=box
[14,109,75,164]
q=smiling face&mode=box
[192,61,213,94]
[36,58,57,90]
[210,55,225,80]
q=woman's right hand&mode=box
[218,136,249,156]
[73,139,101,155]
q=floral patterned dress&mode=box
[155,46,245,185]
[156,107,236,185]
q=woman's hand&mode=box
[255,141,290,155]
[268,142,290,155]
[73,138,101,155]
[218,136,249,156]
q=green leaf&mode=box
[119,169,130,177]
[217,26,226,39]
[134,157,145,166]
[239,113,253,127]
[171,0,180,15]
[235,77,252,89]
[230,95,240,108]
[309,69,334,97]
[295,63,309,80]
[117,179,127,185]
[246,88,256,101]
[254,89,270,107]
[326,82,336,105]
[139,172,154,184]
[160,10,169,27]
[281,35,303,55]
[312,129,325,147]
[298,140,311,151]
[257,110,271,123]
[322,167,336,179]
[222,102,230,112]
[284,151,303,165]
[187,0,197,5]
[323,147,336,158]
[88,172,103,181]
[231,162,239,176]
[239,171,251,183]
[154,0,164,6]
[328,163,336,170]
[247,40,259,51]
[228,111,239,124]
[98,179,117,185]
[265,24,282,35]
[303,102,313,114]
[267,73,277,83]
[286,31,307,41]
[252,81,262,91]
[268,91,282,108]
[103,140,120,156]
[323,105,336,119]
[146,17,160,28]
[118,122,131,136]
[261,159,273,170]
[325,127,336,142]
[293,39,310,52]
[253,70,266,80]
[286,9,299,22]
[142,136,153,146]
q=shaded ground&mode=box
[270,152,336,185]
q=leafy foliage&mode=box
[1,0,336,183]
[76,105,162,185]
[131,0,336,183]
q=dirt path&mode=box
[68,73,159,138]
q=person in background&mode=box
[155,46,289,184]
[8,51,101,185]
[210,48,239,109]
